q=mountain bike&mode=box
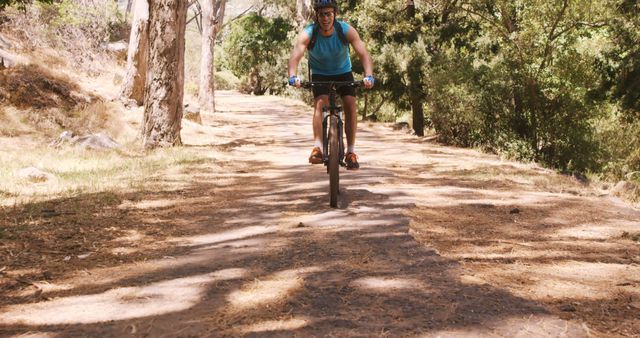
[301,80,363,208]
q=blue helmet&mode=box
[313,0,337,10]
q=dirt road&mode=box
[1,92,639,337]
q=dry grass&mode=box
[0,24,208,208]
[0,144,211,207]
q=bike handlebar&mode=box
[301,80,364,89]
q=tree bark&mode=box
[406,0,415,17]
[406,0,424,136]
[410,95,425,137]
[120,0,149,106]
[198,0,226,113]
[143,0,187,149]
[295,0,312,26]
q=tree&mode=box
[353,0,432,136]
[198,0,226,113]
[143,0,187,148]
[601,0,640,118]
[120,0,149,106]
[457,0,608,170]
[222,13,292,95]
[405,0,425,136]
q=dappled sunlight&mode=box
[110,246,139,255]
[3,86,637,336]
[195,237,268,250]
[36,248,256,293]
[9,332,59,338]
[351,276,426,293]
[445,246,575,262]
[475,261,640,301]
[238,316,311,333]
[425,314,587,337]
[113,229,144,242]
[0,268,248,325]
[117,198,178,210]
[15,281,74,297]
[176,225,278,246]
[227,267,321,311]
[552,223,633,240]
[359,231,408,239]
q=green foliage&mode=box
[350,0,614,171]
[215,71,240,90]
[598,0,640,119]
[222,13,293,95]
[0,0,52,11]
[594,109,640,179]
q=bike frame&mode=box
[302,81,363,168]
[301,80,363,207]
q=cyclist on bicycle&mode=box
[288,0,374,170]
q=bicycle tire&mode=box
[329,115,339,208]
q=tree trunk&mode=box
[295,0,312,26]
[407,54,425,137]
[406,0,415,17]
[125,0,134,16]
[143,0,187,149]
[410,95,425,137]
[405,0,424,136]
[120,0,149,106]
[198,0,226,113]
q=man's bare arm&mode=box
[288,31,311,78]
[346,27,373,77]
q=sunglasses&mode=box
[317,11,334,18]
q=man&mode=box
[288,0,374,170]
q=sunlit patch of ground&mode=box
[227,267,321,311]
[351,276,427,293]
[238,316,311,333]
[0,269,247,325]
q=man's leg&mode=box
[342,95,357,153]
[313,95,329,146]
[309,95,329,164]
[342,95,360,169]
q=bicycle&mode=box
[301,80,364,208]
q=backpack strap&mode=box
[334,20,349,47]
[308,23,320,51]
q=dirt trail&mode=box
[1,92,639,337]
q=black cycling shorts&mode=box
[311,72,356,98]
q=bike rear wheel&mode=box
[329,115,339,208]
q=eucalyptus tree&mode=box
[120,0,149,105]
[198,0,226,113]
[143,0,187,148]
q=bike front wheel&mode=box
[328,115,339,208]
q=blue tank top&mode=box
[304,20,352,76]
